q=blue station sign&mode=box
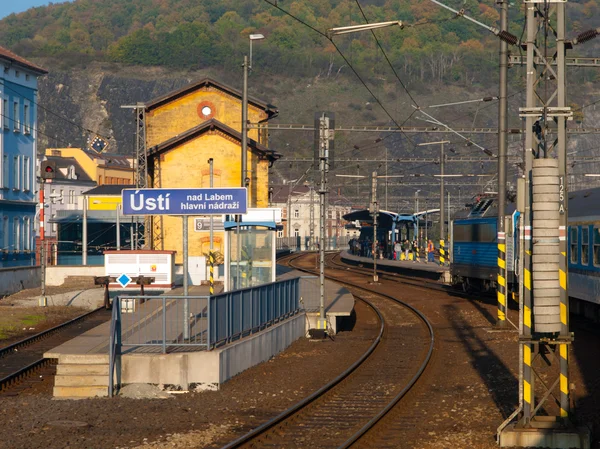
[121,188,247,215]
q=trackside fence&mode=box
[109,276,314,396]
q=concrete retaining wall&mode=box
[120,313,306,390]
[0,266,40,297]
[46,265,105,286]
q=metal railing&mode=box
[108,276,310,396]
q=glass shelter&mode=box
[224,208,281,291]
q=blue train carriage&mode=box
[450,197,519,292]
[566,187,600,322]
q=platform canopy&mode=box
[342,210,416,228]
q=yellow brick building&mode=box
[45,148,134,186]
[145,78,280,262]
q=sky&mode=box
[0,0,73,20]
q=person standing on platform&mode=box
[412,240,418,262]
[394,241,401,260]
[427,239,435,263]
[403,239,410,261]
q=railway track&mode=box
[221,251,434,448]
[0,306,112,396]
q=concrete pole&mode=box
[318,114,327,331]
[496,0,509,327]
[556,1,570,419]
[183,216,189,339]
[82,196,87,266]
[372,171,378,282]
[209,158,214,295]
[440,142,445,265]
[241,55,249,191]
[39,179,46,307]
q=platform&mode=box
[45,275,354,394]
[340,250,450,282]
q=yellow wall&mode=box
[87,195,121,211]
[45,148,134,185]
[151,132,270,263]
[146,88,268,148]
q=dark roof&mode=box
[343,210,414,228]
[81,149,132,169]
[145,77,278,117]
[84,185,135,196]
[43,156,94,183]
[0,45,47,75]
[568,186,600,220]
[148,118,281,162]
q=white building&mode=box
[270,183,357,249]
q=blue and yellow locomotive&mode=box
[450,188,600,322]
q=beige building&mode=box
[45,147,134,186]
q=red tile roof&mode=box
[0,45,47,75]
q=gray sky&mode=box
[0,0,73,19]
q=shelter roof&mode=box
[343,210,415,228]
[144,77,278,117]
[147,118,281,162]
[0,45,47,75]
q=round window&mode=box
[201,106,212,116]
[197,101,216,119]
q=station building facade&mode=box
[144,78,280,263]
[0,46,47,267]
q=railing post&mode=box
[162,297,167,354]
[226,292,230,343]
[207,296,211,350]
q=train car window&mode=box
[582,227,589,265]
[594,227,600,266]
[453,224,471,242]
[570,227,578,264]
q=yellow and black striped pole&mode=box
[209,251,215,296]
[439,239,445,266]
[497,231,507,326]
[558,224,569,418]
[523,225,533,423]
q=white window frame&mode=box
[2,216,8,251]
[51,214,57,233]
[1,96,6,129]
[13,217,20,251]
[23,156,30,192]
[2,154,8,188]
[23,101,30,134]
[69,190,75,204]
[23,217,30,251]
[13,156,20,190]
[59,189,64,204]
[294,209,299,218]
[51,188,56,204]
[13,100,19,132]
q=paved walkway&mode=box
[340,251,449,281]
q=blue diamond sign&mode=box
[117,273,132,288]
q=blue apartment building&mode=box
[0,46,47,267]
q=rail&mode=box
[108,277,311,396]
[276,235,352,251]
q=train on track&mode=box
[450,187,600,322]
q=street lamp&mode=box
[241,33,265,191]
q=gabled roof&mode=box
[0,45,47,75]
[44,156,94,183]
[84,185,135,196]
[144,77,278,117]
[147,118,281,162]
[81,149,132,169]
